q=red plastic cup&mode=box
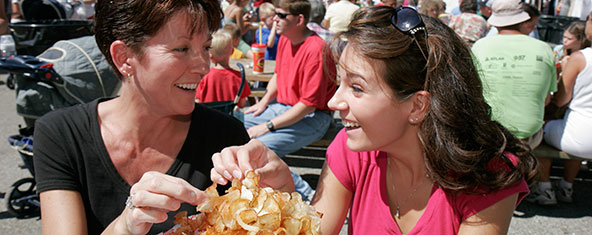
[252,43,266,74]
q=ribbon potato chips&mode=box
[170,171,322,235]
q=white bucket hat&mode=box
[487,0,530,27]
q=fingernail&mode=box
[223,170,232,179]
[190,191,197,201]
[233,170,242,179]
[217,177,227,185]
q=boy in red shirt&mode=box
[196,30,251,108]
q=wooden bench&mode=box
[532,143,591,180]
[532,143,587,161]
[309,119,342,148]
[249,89,266,98]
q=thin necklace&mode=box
[387,158,430,218]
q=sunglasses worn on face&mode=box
[391,6,428,60]
[275,12,293,19]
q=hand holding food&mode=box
[123,171,207,234]
[211,139,294,193]
[169,171,321,235]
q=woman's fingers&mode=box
[127,206,168,225]
[131,172,205,205]
[211,139,273,182]
[210,167,227,185]
[123,172,207,234]
[211,147,242,184]
[130,190,181,211]
[125,206,168,234]
[211,139,293,192]
[235,139,269,171]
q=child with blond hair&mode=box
[254,2,280,60]
[196,30,251,108]
[222,23,253,59]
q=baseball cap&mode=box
[487,0,530,27]
[478,0,495,7]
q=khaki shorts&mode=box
[522,128,544,150]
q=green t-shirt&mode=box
[472,34,557,139]
[238,39,251,56]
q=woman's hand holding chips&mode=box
[107,171,207,235]
[211,139,295,193]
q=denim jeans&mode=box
[244,103,332,199]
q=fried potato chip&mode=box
[170,171,322,235]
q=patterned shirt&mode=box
[307,22,334,43]
[448,13,489,47]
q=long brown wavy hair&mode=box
[332,6,537,193]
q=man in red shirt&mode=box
[243,0,337,200]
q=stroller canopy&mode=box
[16,35,120,120]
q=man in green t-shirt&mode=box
[472,0,556,147]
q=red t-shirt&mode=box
[195,68,251,107]
[252,0,272,7]
[327,129,530,235]
[274,33,337,110]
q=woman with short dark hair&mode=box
[33,0,250,234]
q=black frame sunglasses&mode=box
[275,12,293,19]
[391,6,426,36]
[390,6,428,60]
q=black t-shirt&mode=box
[34,98,250,234]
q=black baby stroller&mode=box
[2,35,120,126]
[4,0,94,88]
[202,62,247,120]
[0,0,115,218]
[0,35,119,217]
[5,127,38,218]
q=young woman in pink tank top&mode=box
[211,5,537,235]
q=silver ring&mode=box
[125,195,136,210]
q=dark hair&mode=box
[333,6,537,193]
[278,0,311,22]
[566,21,591,49]
[94,0,222,78]
[460,0,477,13]
[309,0,326,24]
[521,2,540,19]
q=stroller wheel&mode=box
[5,73,15,90]
[6,178,39,218]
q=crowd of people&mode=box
[18,0,591,234]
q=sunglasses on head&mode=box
[275,12,293,19]
[391,6,426,36]
[391,6,428,60]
